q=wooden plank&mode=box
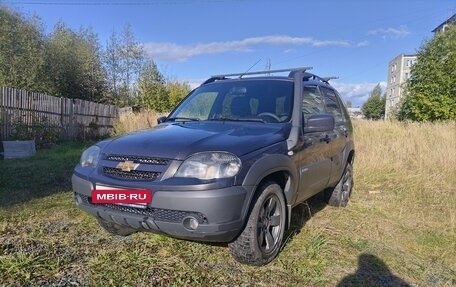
[0,87,118,141]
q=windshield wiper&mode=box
[210,117,265,123]
[166,117,200,122]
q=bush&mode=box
[9,115,59,148]
[362,84,385,120]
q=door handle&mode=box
[342,127,349,137]
[320,135,331,143]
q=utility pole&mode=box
[265,58,271,75]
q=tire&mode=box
[97,218,136,237]
[229,182,286,265]
[326,162,353,207]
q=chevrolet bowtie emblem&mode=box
[116,160,139,172]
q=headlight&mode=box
[175,152,241,180]
[80,145,101,167]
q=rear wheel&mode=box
[97,218,136,236]
[326,162,353,207]
[229,182,286,265]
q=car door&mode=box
[295,85,334,202]
[320,87,349,186]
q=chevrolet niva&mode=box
[72,67,355,265]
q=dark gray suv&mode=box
[72,67,355,265]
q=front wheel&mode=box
[229,182,286,265]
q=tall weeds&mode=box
[111,110,165,136]
[354,120,456,192]
[352,119,456,242]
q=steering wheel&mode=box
[257,112,281,123]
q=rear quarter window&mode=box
[320,87,344,123]
[302,86,325,120]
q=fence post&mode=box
[60,97,65,140]
[0,87,3,141]
[69,99,75,140]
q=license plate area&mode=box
[92,184,152,207]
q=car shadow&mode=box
[205,192,328,249]
[281,192,328,248]
[337,253,411,287]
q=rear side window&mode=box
[320,87,344,122]
[302,86,325,120]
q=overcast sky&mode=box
[4,0,455,106]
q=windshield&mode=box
[169,79,294,123]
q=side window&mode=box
[302,86,325,120]
[320,87,344,123]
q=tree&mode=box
[137,60,168,112]
[104,24,146,106]
[0,6,46,92]
[362,84,385,120]
[76,27,106,101]
[166,80,191,109]
[345,100,353,108]
[136,61,191,112]
[398,26,456,121]
[44,22,106,100]
[0,9,190,108]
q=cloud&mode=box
[283,48,296,54]
[144,35,368,61]
[356,40,370,47]
[183,78,206,89]
[367,25,410,39]
[331,81,387,106]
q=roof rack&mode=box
[200,76,226,85]
[211,66,313,78]
[321,76,339,83]
[300,72,338,84]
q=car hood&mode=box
[102,122,290,160]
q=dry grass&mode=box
[318,120,456,286]
[0,120,455,286]
[353,120,455,234]
[111,110,166,136]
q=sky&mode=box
[3,0,455,106]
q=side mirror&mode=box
[304,114,335,133]
[157,116,167,124]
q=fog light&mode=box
[183,217,199,231]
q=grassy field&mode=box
[0,120,455,286]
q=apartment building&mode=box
[385,54,417,119]
[384,13,454,119]
[432,13,456,35]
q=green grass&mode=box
[1,121,455,286]
[0,141,92,206]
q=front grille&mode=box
[79,194,208,224]
[107,155,168,165]
[103,167,160,181]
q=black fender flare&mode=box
[241,154,299,221]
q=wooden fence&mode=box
[0,87,118,141]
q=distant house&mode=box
[432,13,456,35]
[347,107,363,119]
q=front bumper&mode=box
[72,174,251,242]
